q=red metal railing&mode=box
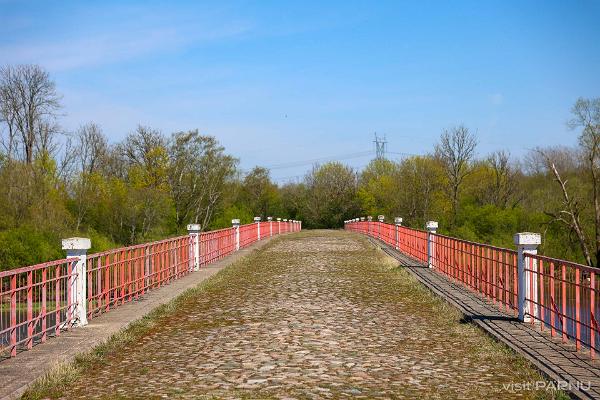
[1,219,300,359]
[240,223,259,248]
[432,233,518,313]
[86,235,193,319]
[1,258,76,358]
[345,221,427,263]
[345,219,600,358]
[200,227,236,266]
[526,254,600,357]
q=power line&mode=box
[264,150,374,170]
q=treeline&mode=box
[1,64,599,270]
[0,65,291,270]
[288,100,600,268]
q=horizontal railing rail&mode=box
[1,218,301,359]
[1,258,77,358]
[345,217,600,359]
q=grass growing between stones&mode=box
[21,238,284,400]
[22,230,569,399]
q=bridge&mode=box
[1,217,599,399]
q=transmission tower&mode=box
[373,133,387,159]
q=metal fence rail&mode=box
[0,259,76,358]
[0,218,301,359]
[345,218,600,359]
[86,235,192,320]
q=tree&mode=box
[240,167,280,219]
[396,155,443,226]
[0,65,61,164]
[435,125,477,226]
[357,158,400,218]
[70,123,109,231]
[168,130,237,230]
[304,162,359,228]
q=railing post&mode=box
[187,224,201,271]
[62,237,91,327]
[268,216,273,237]
[232,219,240,250]
[425,221,438,268]
[277,218,281,234]
[254,217,261,240]
[377,215,384,239]
[367,216,373,236]
[394,217,402,250]
[515,232,541,323]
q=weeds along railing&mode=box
[345,218,600,358]
[0,259,77,358]
[0,219,301,359]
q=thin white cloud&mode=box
[0,16,252,71]
[489,93,504,106]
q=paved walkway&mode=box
[370,236,600,400]
[0,236,276,400]
[33,230,559,399]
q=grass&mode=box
[21,231,571,399]
[21,238,276,400]
[371,242,570,400]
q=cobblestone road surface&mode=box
[61,231,554,399]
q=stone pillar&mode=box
[254,217,261,240]
[394,217,403,250]
[515,232,541,322]
[62,237,91,327]
[268,216,273,237]
[187,224,201,271]
[232,219,240,250]
[425,221,438,268]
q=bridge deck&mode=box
[370,236,600,400]
[19,230,566,399]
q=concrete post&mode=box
[268,216,273,237]
[425,221,438,268]
[232,219,240,250]
[187,224,201,271]
[515,232,541,323]
[254,217,261,240]
[367,216,373,235]
[277,217,281,234]
[394,217,403,250]
[377,215,384,239]
[62,237,91,327]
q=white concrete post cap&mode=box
[267,216,273,221]
[425,221,439,230]
[62,237,91,251]
[394,217,403,224]
[360,217,365,221]
[253,216,261,222]
[367,216,373,221]
[277,218,282,221]
[283,219,288,222]
[231,219,240,225]
[187,224,201,232]
[514,232,541,246]
[378,215,385,222]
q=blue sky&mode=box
[1,1,599,182]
